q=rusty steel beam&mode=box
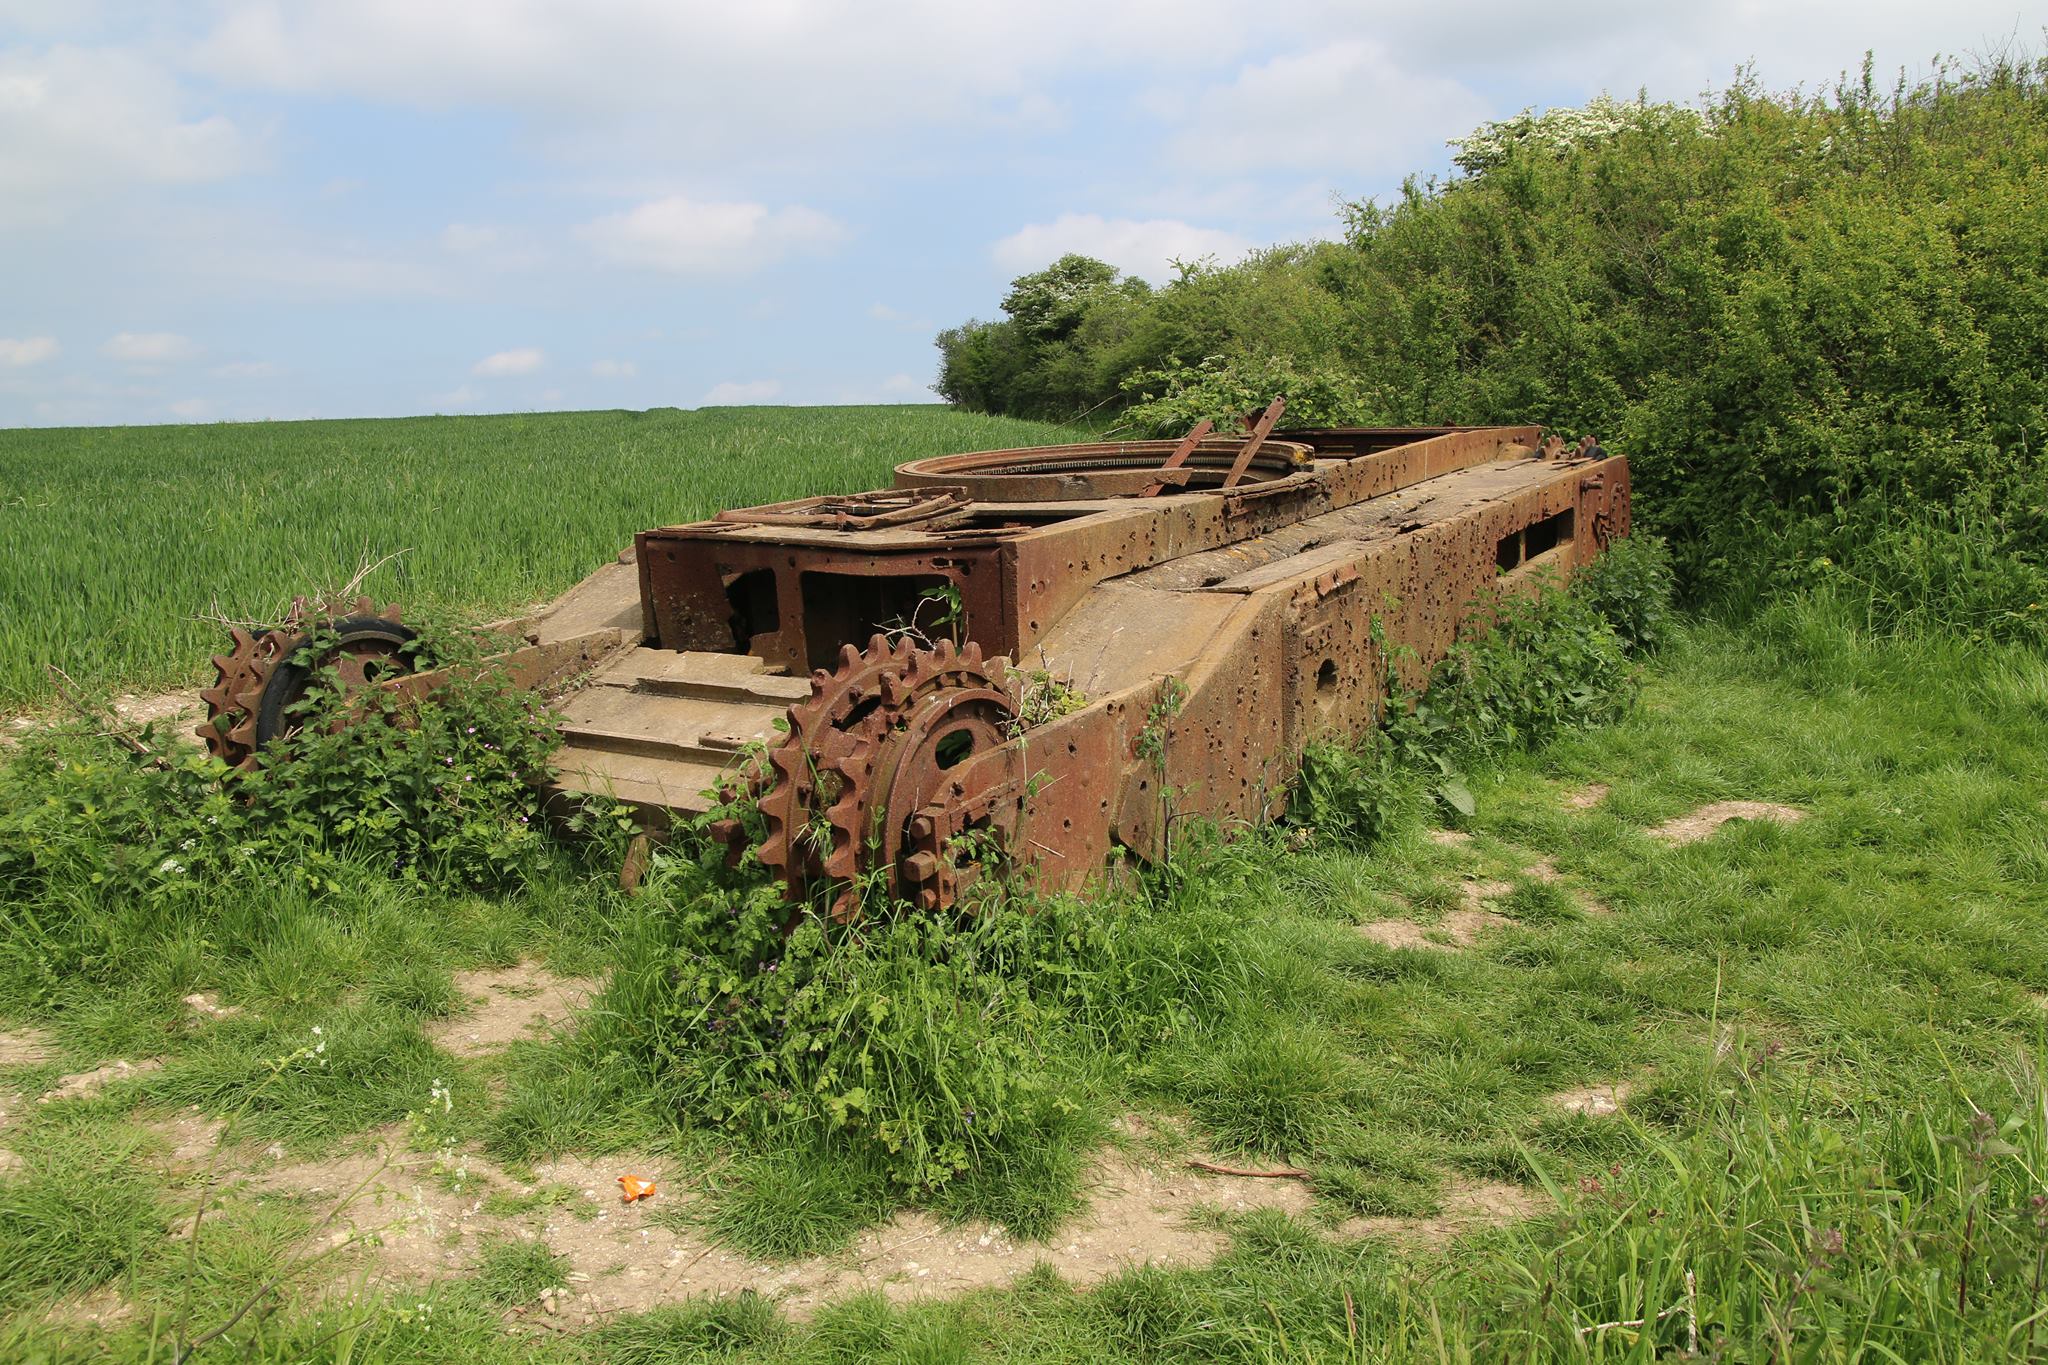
[1137,418,1215,497]
[1221,397,1288,489]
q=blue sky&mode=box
[0,1,2030,427]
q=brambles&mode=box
[1570,533,1676,655]
[0,610,587,1004]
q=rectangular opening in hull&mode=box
[722,568,780,651]
[1525,508,1574,560]
[1496,508,1575,572]
[798,572,956,671]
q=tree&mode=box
[1000,254,1135,340]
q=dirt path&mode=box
[165,1130,1531,1329]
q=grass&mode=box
[0,407,2042,1358]
[473,1237,572,1306]
[0,598,2035,1359]
[0,404,1082,707]
[701,1145,895,1260]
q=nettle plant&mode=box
[0,616,586,915]
[1293,540,1668,842]
[636,835,1051,1194]
[243,619,570,887]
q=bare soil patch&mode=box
[1358,880,1511,951]
[1563,783,1610,810]
[249,1138,1318,1327]
[38,1057,164,1105]
[1547,1082,1631,1118]
[1521,858,1612,916]
[145,1109,231,1166]
[0,1026,57,1067]
[1650,801,1806,846]
[429,963,598,1057]
[1339,1177,1548,1245]
[111,690,203,735]
[2,689,200,749]
[38,1284,133,1332]
[779,1154,1314,1316]
[1426,829,1472,847]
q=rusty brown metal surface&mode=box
[1137,418,1215,498]
[1221,397,1288,489]
[196,596,416,767]
[891,438,1313,500]
[200,417,1633,922]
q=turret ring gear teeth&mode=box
[196,596,418,769]
[754,634,1017,923]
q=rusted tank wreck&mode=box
[199,406,1630,916]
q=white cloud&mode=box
[440,223,500,252]
[869,303,933,330]
[472,347,545,377]
[430,384,479,410]
[168,397,210,420]
[1161,41,1489,178]
[0,336,59,366]
[0,46,258,202]
[102,331,199,363]
[438,222,545,272]
[579,195,842,275]
[190,1,1256,156]
[211,360,279,378]
[701,379,781,405]
[185,1,2039,162]
[589,359,637,379]
[992,214,1253,285]
[826,372,940,404]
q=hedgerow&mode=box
[936,55,2048,628]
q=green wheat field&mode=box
[0,406,1077,708]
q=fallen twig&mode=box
[1574,1268,1698,1346]
[335,547,410,603]
[1186,1159,1312,1180]
[1577,1306,1682,1335]
[45,664,153,758]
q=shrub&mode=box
[0,614,597,1003]
[1292,539,1662,839]
[1571,533,1676,655]
[935,57,2048,611]
[632,851,1061,1194]
[1387,575,1638,771]
[1118,352,1379,436]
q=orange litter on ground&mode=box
[617,1175,657,1203]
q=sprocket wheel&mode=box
[755,634,1017,923]
[196,596,417,769]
